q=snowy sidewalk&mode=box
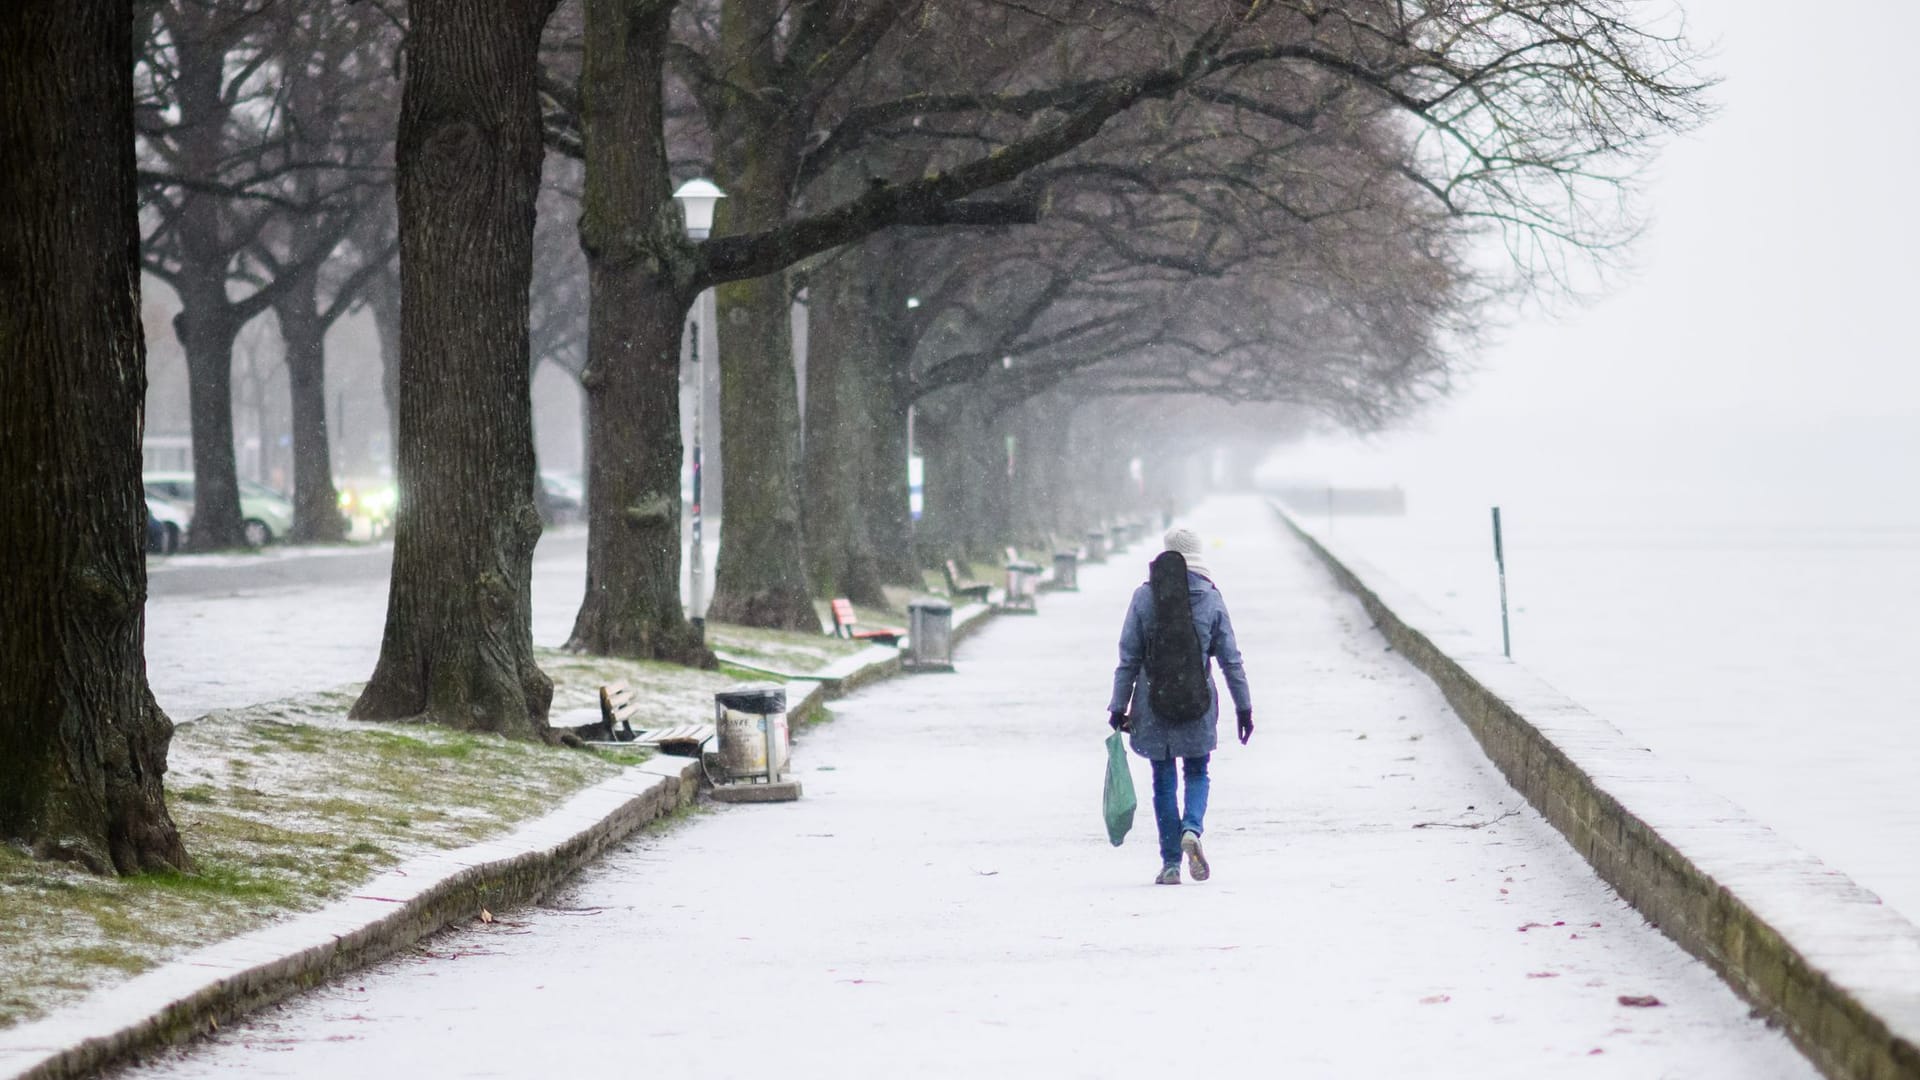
[131,496,1813,1078]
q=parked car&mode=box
[142,472,295,547]
[146,496,188,555]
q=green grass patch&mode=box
[0,653,746,1032]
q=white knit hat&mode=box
[1162,526,1212,580]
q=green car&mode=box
[142,472,296,547]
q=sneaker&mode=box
[1182,830,1210,881]
[1154,863,1181,885]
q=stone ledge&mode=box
[1272,501,1920,1080]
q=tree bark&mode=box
[274,275,348,543]
[166,16,249,550]
[564,0,712,665]
[703,0,817,631]
[0,0,189,875]
[352,0,558,738]
[801,252,889,607]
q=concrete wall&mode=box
[1273,503,1920,1080]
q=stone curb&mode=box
[0,616,993,1080]
[1271,501,1920,1080]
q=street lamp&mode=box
[674,178,725,630]
[674,178,724,240]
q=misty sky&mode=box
[1272,0,1920,528]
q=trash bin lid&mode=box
[715,684,786,714]
[908,598,954,614]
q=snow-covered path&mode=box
[131,496,1814,1078]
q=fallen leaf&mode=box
[1552,921,1565,926]
[1517,922,1545,931]
[1588,1048,1605,1056]
[1526,972,1559,979]
[1617,995,1663,1008]
[479,908,493,924]
[1419,994,1451,1005]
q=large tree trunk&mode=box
[352,0,558,738]
[801,252,889,607]
[564,0,712,665]
[275,275,347,543]
[704,0,816,631]
[707,259,816,629]
[168,16,249,550]
[0,0,189,875]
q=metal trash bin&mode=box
[1084,529,1108,564]
[1051,550,1079,592]
[713,684,789,783]
[1003,559,1041,613]
[906,598,955,672]
[1109,524,1128,552]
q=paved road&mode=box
[142,530,590,720]
[132,496,1815,1078]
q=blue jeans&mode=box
[1150,755,1210,866]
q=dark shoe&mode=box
[1182,830,1209,882]
[1155,863,1181,885]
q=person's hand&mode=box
[1236,709,1254,745]
[1109,711,1131,732]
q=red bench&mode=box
[830,598,905,646]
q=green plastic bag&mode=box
[1102,731,1137,846]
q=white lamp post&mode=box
[674,178,724,628]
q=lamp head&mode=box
[672,178,725,238]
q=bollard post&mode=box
[1492,506,1511,658]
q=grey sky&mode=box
[1272,0,1920,527]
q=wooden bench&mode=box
[564,679,640,743]
[943,559,992,603]
[830,597,905,646]
[565,680,710,756]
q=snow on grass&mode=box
[0,643,756,1031]
[703,621,864,675]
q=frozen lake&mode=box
[1277,487,1920,931]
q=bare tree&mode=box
[137,0,387,548]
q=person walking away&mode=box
[1107,527,1253,884]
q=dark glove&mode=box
[1109,711,1131,732]
[1236,709,1254,745]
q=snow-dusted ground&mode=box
[143,528,721,721]
[1288,503,1920,932]
[130,496,1813,1078]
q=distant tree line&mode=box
[1,0,1710,873]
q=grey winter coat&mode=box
[1108,571,1252,760]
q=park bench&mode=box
[942,559,993,604]
[565,680,709,756]
[830,597,905,646]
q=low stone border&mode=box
[1273,502,1920,1080]
[0,616,993,1080]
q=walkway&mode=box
[133,496,1814,1078]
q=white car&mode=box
[145,496,189,555]
[143,472,295,547]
